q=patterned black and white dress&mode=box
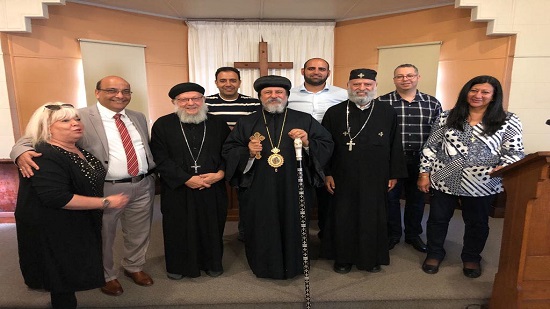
[419,111,524,196]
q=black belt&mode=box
[105,170,154,184]
[403,150,420,157]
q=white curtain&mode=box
[187,21,335,97]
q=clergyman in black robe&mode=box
[150,83,230,279]
[321,69,407,274]
[222,75,334,279]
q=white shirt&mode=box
[288,83,348,123]
[96,103,148,180]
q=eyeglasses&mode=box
[98,88,133,96]
[175,96,204,103]
[44,103,74,111]
[393,74,418,80]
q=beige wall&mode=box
[333,5,515,111]
[4,2,188,135]
[4,4,516,133]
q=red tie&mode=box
[114,113,139,176]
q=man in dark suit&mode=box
[11,76,156,296]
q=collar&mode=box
[96,102,127,119]
[298,83,330,94]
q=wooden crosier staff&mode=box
[294,138,311,309]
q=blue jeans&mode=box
[387,161,426,240]
[426,189,496,263]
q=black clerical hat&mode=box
[168,82,205,99]
[253,75,292,94]
[349,68,377,81]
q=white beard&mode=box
[348,87,377,106]
[262,97,287,114]
[175,104,208,124]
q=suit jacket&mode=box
[11,104,156,172]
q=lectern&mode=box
[490,152,550,309]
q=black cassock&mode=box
[222,108,333,279]
[150,113,230,277]
[321,100,407,270]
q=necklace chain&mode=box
[179,119,206,173]
[346,100,375,141]
[262,109,288,152]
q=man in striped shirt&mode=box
[205,67,261,242]
[205,67,261,128]
[378,64,442,253]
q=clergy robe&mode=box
[321,100,407,270]
[150,113,230,277]
[222,108,333,279]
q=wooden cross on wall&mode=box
[234,41,293,76]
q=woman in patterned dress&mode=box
[417,76,525,278]
[15,103,129,308]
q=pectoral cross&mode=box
[191,163,201,174]
[346,140,355,151]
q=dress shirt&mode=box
[288,83,348,123]
[97,103,148,180]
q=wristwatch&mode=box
[101,198,111,209]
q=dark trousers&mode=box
[50,291,77,309]
[426,189,496,263]
[387,159,426,240]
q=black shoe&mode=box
[333,263,352,274]
[366,265,381,273]
[422,259,440,274]
[405,237,427,253]
[463,264,482,278]
[205,270,223,277]
[388,237,400,250]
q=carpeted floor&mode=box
[0,198,501,308]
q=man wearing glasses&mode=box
[11,75,157,296]
[378,64,442,253]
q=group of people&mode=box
[11,58,525,308]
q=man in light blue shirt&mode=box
[288,58,347,239]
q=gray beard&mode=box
[262,98,287,114]
[175,104,209,124]
[348,88,377,106]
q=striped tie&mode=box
[114,113,139,176]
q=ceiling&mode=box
[68,0,455,22]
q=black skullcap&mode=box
[168,82,205,99]
[349,68,377,81]
[253,75,292,93]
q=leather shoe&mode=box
[101,279,123,296]
[333,262,352,274]
[422,258,440,274]
[124,270,154,286]
[366,265,381,273]
[463,263,482,278]
[205,270,223,277]
[405,237,427,253]
[388,237,400,250]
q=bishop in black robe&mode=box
[150,83,231,278]
[222,75,334,279]
[321,69,407,272]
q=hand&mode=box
[488,165,504,175]
[16,150,42,178]
[417,174,430,193]
[248,138,262,158]
[388,179,397,192]
[105,193,129,209]
[200,170,224,185]
[325,175,335,195]
[288,129,309,147]
[185,175,211,190]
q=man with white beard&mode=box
[320,69,407,274]
[222,75,333,279]
[150,82,230,279]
